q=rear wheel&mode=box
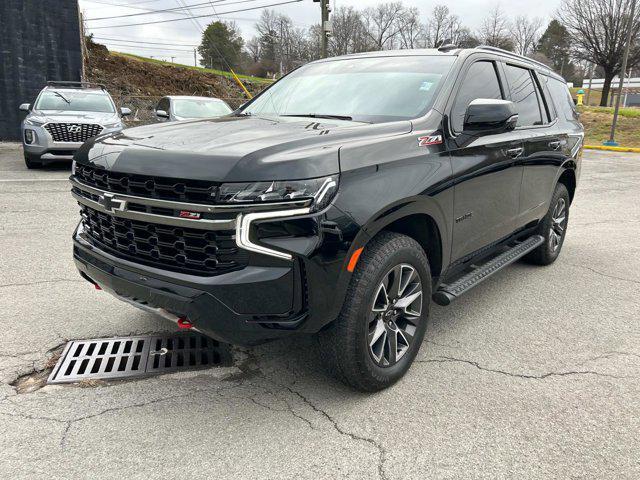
[319,232,431,391]
[524,183,570,265]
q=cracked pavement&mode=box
[1,143,639,479]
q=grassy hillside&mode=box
[85,41,270,106]
[579,106,640,147]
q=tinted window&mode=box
[157,98,170,112]
[244,56,456,123]
[35,90,115,113]
[451,61,503,132]
[547,77,578,121]
[503,64,542,126]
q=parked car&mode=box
[155,96,233,121]
[20,81,130,169]
[70,46,583,391]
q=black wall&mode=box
[0,0,82,140]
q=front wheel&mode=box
[319,232,431,391]
[24,152,42,169]
[524,183,570,265]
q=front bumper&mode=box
[22,124,122,162]
[73,201,360,345]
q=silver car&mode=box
[20,81,130,169]
[155,95,233,122]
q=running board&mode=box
[433,235,544,306]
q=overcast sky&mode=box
[79,0,563,65]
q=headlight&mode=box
[103,121,123,129]
[219,176,338,212]
[24,117,46,127]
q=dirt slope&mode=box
[84,41,267,107]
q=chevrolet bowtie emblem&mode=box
[98,192,127,212]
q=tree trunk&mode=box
[600,71,615,107]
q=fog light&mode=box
[24,129,34,144]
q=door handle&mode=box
[506,147,524,159]
[548,140,562,150]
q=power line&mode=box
[93,36,199,47]
[99,41,195,52]
[85,0,234,21]
[88,0,304,29]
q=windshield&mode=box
[243,55,455,123]
[35,90,115,113]
[173,99,233,118]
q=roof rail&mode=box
[474,46,551,72]
[46,81,107,90]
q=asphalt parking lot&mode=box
[1,143,639,479]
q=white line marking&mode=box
[0,178,70,183]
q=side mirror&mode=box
[19,103,31,112]
[155,109,169,119]
[120,107,132,116]
[463,99,518,135]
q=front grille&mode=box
[74,164,219,204]
[80,205,247,275]
[45,123,103,142]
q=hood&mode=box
[30,110,119,125]
[75,115,412,182]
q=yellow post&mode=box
[576,89,585,106]
[230,69,253,99]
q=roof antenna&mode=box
[437,40,457,52]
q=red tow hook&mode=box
[177,317,193,330]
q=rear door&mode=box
[501,63,566,228]
[446,57,524,262]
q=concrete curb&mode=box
[584,145,640,153]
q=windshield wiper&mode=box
[281,113,353,121]
[53,91,71,104]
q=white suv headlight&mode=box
[103,121,124,129]
[24,117,46,127]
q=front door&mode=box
[446,58,524,262]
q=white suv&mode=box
[19,81,130,169]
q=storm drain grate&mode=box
[48,333,232,384]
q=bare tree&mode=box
[559,0,640,105]
[397,7,426,49]
[363,2,406,50]
[425,5,451,47]
[478,4,513,50]
[330,6,372,55]
[513,16,543,55]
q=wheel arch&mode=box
[557,167,577,204]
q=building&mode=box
[0,0,83,141]
[583,77,640,107]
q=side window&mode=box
[503,64,543,126]
[539,74,557,121]
[451,61,503,133]
[547,78,579,122]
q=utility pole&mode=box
[314,0,332,58]
[170,56,176,63]
[585,62,595,107]
[607,0,636,145]
[193,49,197,67]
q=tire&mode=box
[524,183,570,266]
[23,152,42,169]
[319,231,431,392]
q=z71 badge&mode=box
[418,134,443,147]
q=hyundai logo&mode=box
[98,192,127,212]
[67,125,82,134]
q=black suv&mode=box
[71,46,583,391]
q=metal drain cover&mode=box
[48,332,231,384]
